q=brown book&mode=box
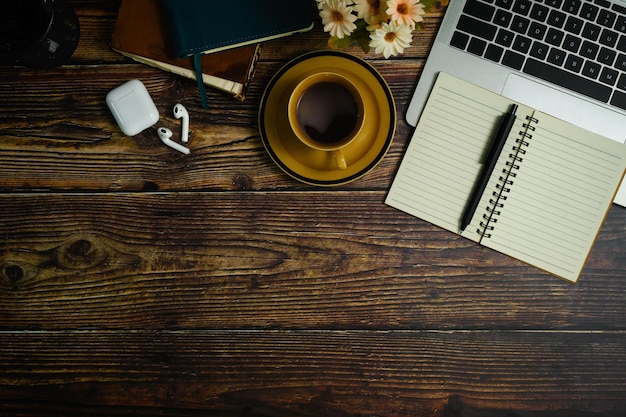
[110,0,260,101]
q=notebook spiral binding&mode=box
[477,114,538,238]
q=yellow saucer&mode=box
[259,51,396,186]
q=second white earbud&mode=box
[173,103,189,143]
[157,127,190,154]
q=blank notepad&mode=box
[386,73,626,282]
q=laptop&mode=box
[406,0,626,206]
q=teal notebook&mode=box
[161,0,314,108]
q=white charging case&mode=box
[106,79,160,136]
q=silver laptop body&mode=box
[406,0,626,206]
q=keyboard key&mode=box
[523,58,612,102]
[565,16,584,34]
[530,41,550,59]
[599,29,619,47]
[562,0,581,15]
[579,3,599,21]
[528,22,548,39]
[513,0,532,16]
[485,44,505,61]
[582,22,601,40]
[503,50,525,69]
[450,31,470,49]
[464,0,495,21]
[597,9,617,28]
[494,9,513,27]
[600,67,619,86]
[468,37,488,55]
[610,90,626,110]
[580,40,600,58]
[513,35,532,53]
[457,15,497,41]
[548,10,567,28]
[496,28,515,47]
[547,47,567,65]
[546,28,565,45]
[563,34,582,52]
[511,15,531,33]
[530,4,549,22]
[598,47,617,65]
[582,60,601,79]
[564,54,584,72]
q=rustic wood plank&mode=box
[0,330,625,416]
[1,192,624,331]
[0,59,421,192]
[70,0,123,64]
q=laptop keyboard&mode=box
[451,0,626,111]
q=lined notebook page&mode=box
[386,72,626,282]
[482,109,626,282]
[386,73,530,241]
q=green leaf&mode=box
[352,21,371,53]
[328,35,354,49]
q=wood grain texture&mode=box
[0,331,625,416]
[0,65,418,192]
[0,61,420,191]
[1,192,624,331]
[1,0,625,416]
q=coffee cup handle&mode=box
[333,149,347,170]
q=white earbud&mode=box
[173,103,189,143]
[157,127,190,154]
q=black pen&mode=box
[460,103,518,232]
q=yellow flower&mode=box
[353,0,387,25]
[369,21,413,58]
[386,0,425,29]
[320,0,358,39]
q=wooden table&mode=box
[1,1,625,416]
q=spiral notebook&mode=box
[386,73,626,282]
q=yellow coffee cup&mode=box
[287,72,365,170]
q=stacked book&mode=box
[110,0,260,101]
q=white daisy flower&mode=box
[369,20,413,58]
[320,0,358,39]
[353,0,387,25]
[386,0,425,29]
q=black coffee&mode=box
[296,82,359,144]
